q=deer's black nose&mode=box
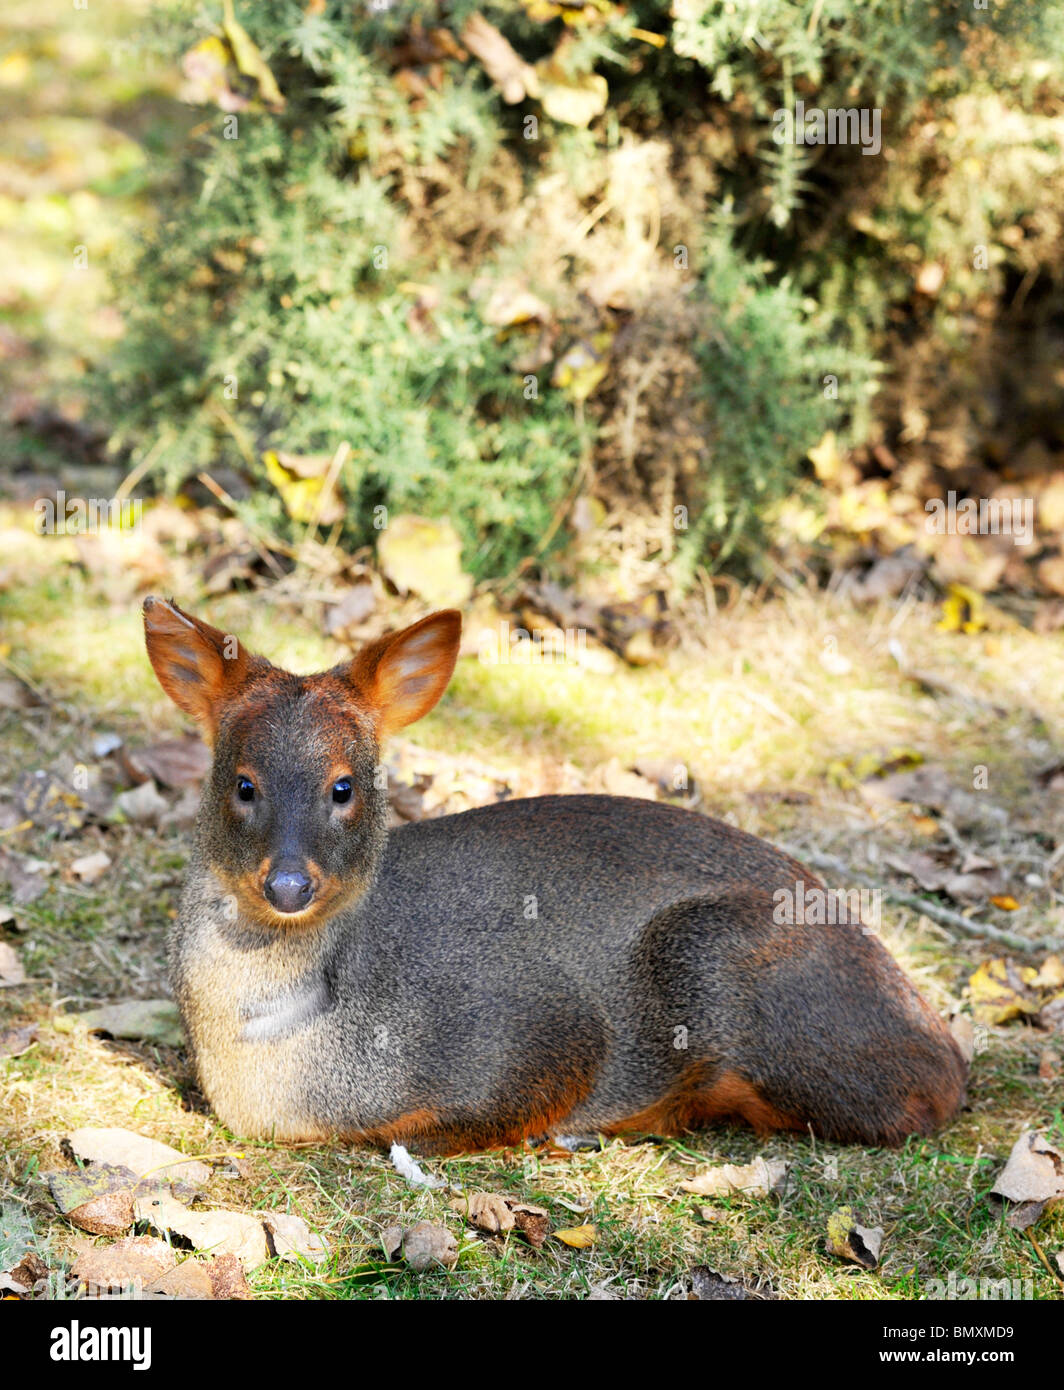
[264,868,314,914]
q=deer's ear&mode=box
[143,597,255,743]
[347,610,461,740]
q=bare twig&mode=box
[780,844,1064,956]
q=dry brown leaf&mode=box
[258,1211,328,1263]
[1040,993,1064,1033]
[123,737,210,789]
[115,780,169,825]
[74,1000,184,1049]
[67,1128,211,1186]
[49,1164,139,1236]
[208,1252,253,1300]
[450,1191,550,1244]
[1033,955,1064,991]
[71,1236,175,1294]
[990,1130,1064,1230]
[398,1221,459,1272]
[69,850,112,885]
[0,941,25,987]
[145,1260,215,1300]
[134,1192,271,1269]
[679,1156,787,1200]
[0,1022,37,1057]
[460,12,538,103]
[451,1192,515,1234]
[690,1264,773,1300]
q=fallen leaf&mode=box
[451,1192,515,1234]
[326,584,377,638]
[69,850,112,885]
[482,283,553,329]
[115,780,169,825]
[67,1128,211,1186]
[990,1130,1064,1230]
[4,1250,47,1297]
[826,1206,883,1269]
[1038,1048,1060,1082]
[461,11,538,103]
[938,583,988,634]
[221,0,285,109]
[208,1252,253,1300]
[949,1015,976,1065]
[0,942,25,987]
[885,850,1007,906]
[534,51,607,126]
[512,1205,551,1249]
[450,1191,551,1245]
[1040,993,1064,1033]
[969,958,1041,1026]
[554,1224,596,1249]
[679,1156,787,1200]
[258,1211,328,1263]
[71,1236,175,1295]
[396,1221,459,1272]
[377,515,473,607]
[145,1260,215,1300]
[0,675,38,710]
[123,737,210,789]
[179,35,249,112]
[75,999,185,1049]
[134,1193,271,1269]
[15,769,85,837]
[381,1225,404,1262]
[0,1022,37,1057]
[1033,955,1064,991]
[262,449,343,525]
[809,431,845,484]
[0,850,52,906]
[48,1164,139,1236]
[690,1265,773,1300]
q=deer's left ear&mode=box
[143,596,260,743]
[343,610,462,740]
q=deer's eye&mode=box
[331,778,353,805]
[236,777,256,803]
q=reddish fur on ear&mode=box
[347,610,462,740]
[143,596,259,743]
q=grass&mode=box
[1,524,1062,1301]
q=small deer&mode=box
[143,597,967,1154]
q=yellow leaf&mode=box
[377,515,473,607]
[554,1224,596,1248]
[937,584,986,634]
[1032,955,1064,991]
[180,36,245,112]
[990,895,1020,911]
[534,54,608,127]
[222,0,285,110]
[911,815,939,837]
[969,957,1040,1026]
[808,431,842,483]
[262,450,343,525]
[551,340,609,402]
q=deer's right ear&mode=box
[143,597,254,743]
